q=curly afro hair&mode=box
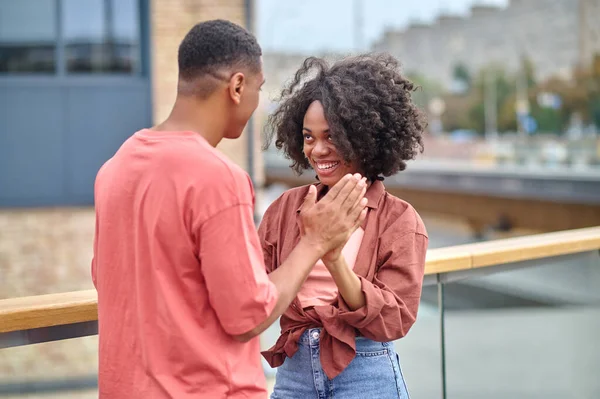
[265,53,426,180]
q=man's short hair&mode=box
[178,19,262,86]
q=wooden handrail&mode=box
[1,226,599,334]
[425,225,600,273]
[0,290,97,334]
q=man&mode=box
[91,20,367,398]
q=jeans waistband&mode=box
[298,328,392,351]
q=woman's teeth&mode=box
[316,162,340,170]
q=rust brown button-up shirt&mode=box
[258,180,428,379]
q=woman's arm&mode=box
[323,256,366,310]
[331,213,428,342]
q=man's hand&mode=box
[299,174,368,256]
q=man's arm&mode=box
[200,204,326,342]
[233,237,324,341]
[91,213,99,289]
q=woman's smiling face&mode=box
[302,101,359,186]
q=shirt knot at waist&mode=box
[260,309,358,379]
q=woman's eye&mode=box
[304,134,312,141]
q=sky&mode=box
[256,0,508,53]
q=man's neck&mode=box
[154,96,227,147]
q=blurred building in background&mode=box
[372,0,598,89]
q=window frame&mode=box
[0,0,147,77]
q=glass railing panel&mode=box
[442,251,600,398]
[0,334,98,398]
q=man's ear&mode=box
[228,72,245,105]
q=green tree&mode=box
[531,106,563,133]
[520,56,536,89]
[439,94,473,132]
[534,54,600,131]
[467,65,516,134]
[405,72,444,109]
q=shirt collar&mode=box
[296,179,385,213]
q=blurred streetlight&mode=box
[353,0,364,52]
[429,97,446,136]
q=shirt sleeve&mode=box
[199,203,279,336]
[91,212,99,289]
[337,224,428,341]
[257,197,282,274]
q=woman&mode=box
[259,54,428,399]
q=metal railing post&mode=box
[437,274,447,399]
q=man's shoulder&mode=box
[159,136,251,192]
[181,137,242,174]
[184,144,254,211]
[204,150,252,194]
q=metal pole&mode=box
[578,0,586,68]
[437,275,447,399]
[104,0,114,42]
[484,68,497,140]
[353,0,364,52]
[55,0,65,76]
[244,0,258,223]
[515,54,529,138]
[104,0,114,71]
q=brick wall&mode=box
[0,208,96,300]
[0,208,97,389]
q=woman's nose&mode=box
[312,141,330,156]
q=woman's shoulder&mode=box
[378,190,428,237]
[281,184,314,202]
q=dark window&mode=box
[0,0,57,74]
[63,0,140,74]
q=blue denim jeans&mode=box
[271,328,410,399]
